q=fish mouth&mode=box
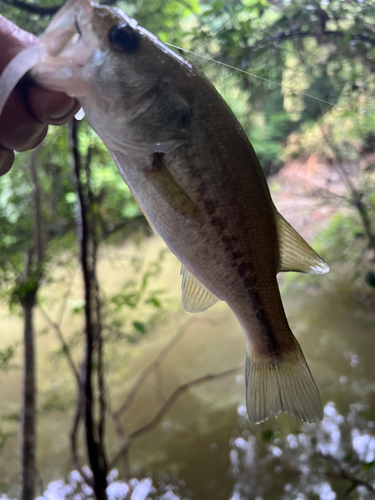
[41,0,95,57]
[31,0,100,97]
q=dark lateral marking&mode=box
[203,199,216,216]
[240,269,282,351]
[237,262,249,277]
[197,182,208,197]
[232,251,243,260]
[220,234,233,252]
[246,285,281,349]
[210,216,227,234]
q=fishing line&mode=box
[166,43,369,119]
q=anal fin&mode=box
[181,265,219,313]
[276,211,329,275]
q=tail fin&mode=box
[245,345,323,424]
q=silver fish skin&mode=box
[17,0,329,423]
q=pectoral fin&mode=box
[181,265,219,313]
[147,153,202,223]
[276,212,329,275]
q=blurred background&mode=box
[0,0,375,498]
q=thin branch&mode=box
[70,369,93,488]
[153,363,166,405]
[109,362,244,469]
[114,317,201,418]
[316,452,374,493]
[1,0,120,15]
[129,363,243,440]
[104,386,131,481]
[271,28,375,48]
[320,126,375,257]
[35,467,45,496]
[110,318,204,473]
[1,0,63,15]
[38,305,80,384]
[110,411,131,481]
[110,318,208,477]
[56,264,79,327]
[101,215,146,242]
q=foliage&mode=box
[174,0,375,172]
[0,344,19,372]
[103,250,167,343]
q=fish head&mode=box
[33,0,192,153]
[34,0,187,114]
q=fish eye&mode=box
[108,23,139,53]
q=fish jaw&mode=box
[32,0,139,102]
[31,0,102,97]
[40,0,94,55]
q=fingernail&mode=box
[0,148,15,176]
[47,100,80,124]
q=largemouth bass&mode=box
[0,0,329,424]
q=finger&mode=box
[0,16,36,67]
[0,147,14,176]
[27,86,80,125]
[0,88,48,152]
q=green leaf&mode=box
[41,394,69,413]
[0,346,17,372]
[133,321,146,334]
[1,413,19,423]
[261,429,274,441]
[146,297,162,308]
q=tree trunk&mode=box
[70,119,108,500]
[20,149,43,500]
[21,291,37,500]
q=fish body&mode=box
[0,0,329,423]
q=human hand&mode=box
[0,15,80,175]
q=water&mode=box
[0,237,374,499]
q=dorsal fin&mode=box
[180,265,219,313]
[276,212,329,275]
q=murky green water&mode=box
[0,237,374,499]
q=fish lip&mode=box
[38,0,138,59]
[31,0,101,96]
[44,0,95,33]
[39,0,95,57]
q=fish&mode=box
[0,0,329,424]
